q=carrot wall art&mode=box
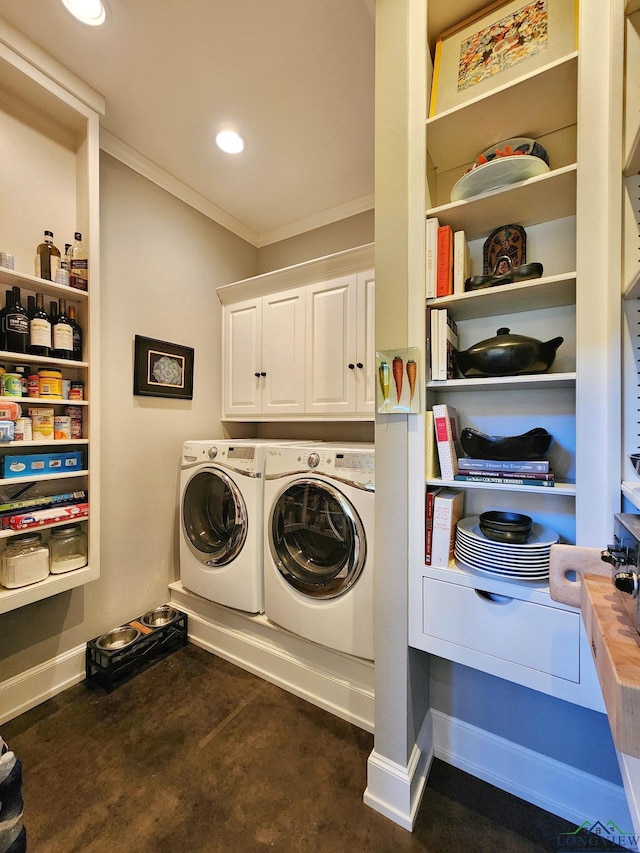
[376,347,421,414]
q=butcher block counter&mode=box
[550,544,640,831]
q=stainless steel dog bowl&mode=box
[96,626,141,650]
[140,606,178,627]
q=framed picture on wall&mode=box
[429,0,577,117]
[133,335,194,399]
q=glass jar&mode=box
[0,532,49,588]
[49,524,87,574]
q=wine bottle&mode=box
[67,304,83,361]
[5,287,29,354]
[69,232,88,291]
[29,292,51,358]
[52,298,73,359]
[0,290,12,351]
[35,230,61,281]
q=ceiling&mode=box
[0,0,375,247]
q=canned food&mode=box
[69,382,84,401]
[39,369,62,399]
[3,374,22,397]
[14,418,32,441]
[27,374,40,397]
[62,379,71,400]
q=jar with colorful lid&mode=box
[0,532,49,588]
[48,524,87,574]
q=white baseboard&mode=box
[0,644,85,725]
[431,709,634,838]
[169,582,376,732]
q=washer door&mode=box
[269,478,366,599]
[182,468,247,566]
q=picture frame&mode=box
[133,335,194,399]
[429,0,577,118]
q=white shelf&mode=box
[429,477,576,496]
[426,54,578,173]
[0,439,88,448]
[427,372,576,392]
[0,469,88,486]
[0,351,88,369]
[0,562,98,614]
[9,397,88,406]
[0,267,88,301]
[426,165,577,242]
[428,273,576,320]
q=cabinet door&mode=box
[305,275,357,414]
[356,269,375,413]
[261,287,306,415]
[222,298,262,416]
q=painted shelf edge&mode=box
[0,267,89,301]
[0,562,98,614]
[0,469,89,486]
[427,372,576,391]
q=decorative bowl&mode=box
[96,626,141,650]
[479,510,533,543]
[460,427,553,461]
[141,605,178,627]
[454,327,563,378]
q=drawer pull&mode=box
[475,589,513,604]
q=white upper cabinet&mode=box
[222,288,306,417]
[217,244,375,421]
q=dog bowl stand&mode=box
[85,609,188,693]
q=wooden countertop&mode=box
[581,574,640,759]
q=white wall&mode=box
[0,153,257,681]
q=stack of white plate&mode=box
[454,516,559,581]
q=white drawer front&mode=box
[422,577,580,682]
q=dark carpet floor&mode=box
[1,644,616,852]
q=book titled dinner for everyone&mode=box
[457,456,551,473]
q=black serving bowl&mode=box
[479,510,533,544]
[460,427,552,461]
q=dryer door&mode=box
[269,478,366,599]
[182,468,247,566]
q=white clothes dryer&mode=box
[180,439,299,613]
[263,443,375,660]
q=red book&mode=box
[425,486,443,565]
[436,225,453,297]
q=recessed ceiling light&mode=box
[215,130,246,155]
[61,0,107,26]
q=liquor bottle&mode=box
[35,231,61,281]
[67,305,83,361]
[0,290,12,351]
[52,298,74,360]
[29,292,51,358]
[5,287,29,354]
[69,232,88,291]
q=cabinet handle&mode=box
[254,372,261,378]
[260,372,266,377]
[475,589,513,605]
[357,362,364,369]
[348,363,355,370]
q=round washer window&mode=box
[269,479,366,599]
[182,469,247,567]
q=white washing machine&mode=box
[180,439,300,613]
[263,443,375,660]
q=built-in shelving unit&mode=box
[0,23,102,612]
[407,0,623,710]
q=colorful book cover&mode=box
[436,225,453,297]
[432,403,460,480]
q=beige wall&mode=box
[0,154,257,682]
[256,210,374,274]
